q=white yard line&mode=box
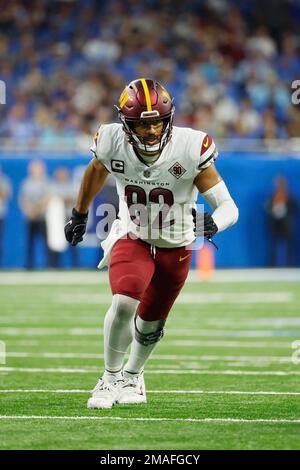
[0,272,109,285]
[4,352,294,363]
[1,327,299,338]
[208,318,300,328]
[0,415,300,424]
[195,269,300,283]
[1,269,300,284]
[0,317,104,325]
[3,352,295,366]
[4,339,293,348]
[55,292,293,304]
[1,389,300,396]
[5,352,106,358]
[0,366,98,373]
[168,340,293,348]
[0,316,300,326]
[1,367,300,376]
[2,317,300,328]
[0,328,102,336]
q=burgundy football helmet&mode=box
[117,78,174,155]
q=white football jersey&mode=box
[91,123,218,248]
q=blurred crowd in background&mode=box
[1,0,300,149]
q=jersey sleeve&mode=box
[90,126,101,157]
[197,133,218,171]
[90,125,111,172]
[188,130,218,179]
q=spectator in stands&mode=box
[19,160,52,269]
[4,103,38,145]
[49,166,78,267]
[0,165,12,265]
[265,175,297,266]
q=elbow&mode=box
[226,200,239,229]
[211,199,239,233]
[231,202,239,226]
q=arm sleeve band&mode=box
[200,180,239,232]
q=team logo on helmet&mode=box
[119,89,129,108]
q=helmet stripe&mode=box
[119,88,129,108]
[140,78,152,111]
[162,87,171,101]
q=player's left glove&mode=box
[64,208,88,246]
[192,209,218,239]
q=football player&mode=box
[65,78,239,409]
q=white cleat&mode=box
[87,377,123,409]
[117,371,147,404]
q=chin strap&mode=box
[139,152,160,164]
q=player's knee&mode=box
[115,274,146,300]
[112,293,139,323]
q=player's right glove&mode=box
[192,210,218,238]
[192,209,219,249]
[64,208,88,246]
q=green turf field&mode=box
[0,270,300,450]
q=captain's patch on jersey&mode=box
[111,159,125,173]
[200,134,212,155]
[168,162,186,179]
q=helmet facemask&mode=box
[119,109,174,157]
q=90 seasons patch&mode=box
[168,162,186,179]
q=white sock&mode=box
[103,370,123,383]
[103,294,139,373]
[124,316,164,374]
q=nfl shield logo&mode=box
[168,162,186,179]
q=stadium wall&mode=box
[1,152,300,269]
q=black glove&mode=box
[192,209,218,239]
[64,208,88,246]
